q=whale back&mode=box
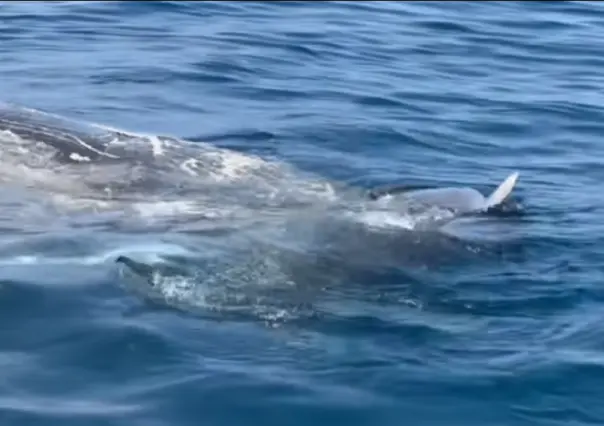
[0,103,126,162]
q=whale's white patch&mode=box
[149,136,164,157]
[180,158,199,176]
[69,152,91,162]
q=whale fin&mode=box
[116,255,155,281]
[116,255,188,285]
[484,172,519,210]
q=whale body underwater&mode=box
[0,103,524,294]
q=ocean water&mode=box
[1,1,604,425]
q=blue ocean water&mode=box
[1,1,604,425]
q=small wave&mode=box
[0,396,141,417]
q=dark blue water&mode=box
[1,1,604,425]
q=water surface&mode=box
[0,2,603,425]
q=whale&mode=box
[0,102,526,319]
[0,102,521,233]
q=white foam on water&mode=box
[204,150,272,181]
[101,242,195,262]
[131,200,222,218]
[351,210,416,230]
[152,274,199,302]
[0,241,195,267]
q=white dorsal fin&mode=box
[484,172,519,209]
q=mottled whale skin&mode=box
[0,102,520,229]
[0,104,133,162]
[0,103,342,214]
